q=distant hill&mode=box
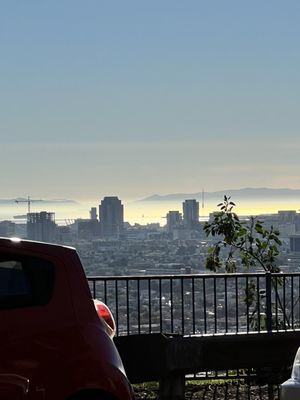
[138,188,300,202]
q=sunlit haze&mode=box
[0,194,299,226]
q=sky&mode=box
[1,1,300,203]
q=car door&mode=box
[0,252,56,399]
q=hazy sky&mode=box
[1,1,300,201]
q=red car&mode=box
[0,237,134,400]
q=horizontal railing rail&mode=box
[87,272,300,336]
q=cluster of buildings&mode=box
[0,197,124,243]
[11,196,202,243]
[86,197,202,241]
[1,196,300,276]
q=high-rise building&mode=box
[27,211,57,243]
[166,211,182,233]
[90,207,98,221]
[99,197,124,238]
[182,199,199,229]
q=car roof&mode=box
[0,237,76,257]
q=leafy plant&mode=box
[204,195,282,273]
[204,196,286,329]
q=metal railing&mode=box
[88,272,300,336]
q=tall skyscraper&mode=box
[166,211,182,233]
[27,211,57,243]
[182,199,199,229]
[99,197,124,238]
[90,207,98,221]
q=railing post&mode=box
[265,272,273,333]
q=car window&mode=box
[0,254,55,310]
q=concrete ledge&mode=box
[115,331,300,383]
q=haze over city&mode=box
[1,1,300,206]
[1,187,300,225]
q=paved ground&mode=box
[133,383,281,399]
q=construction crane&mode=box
[15,196,43,214]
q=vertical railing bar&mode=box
[246,276,250,333]
[214,277,217,333]
[283,276,287,330]
[275,276,279,330]
[104,280,107,305]
[159,278,162,332]
[148,279,152,333]
[291,276,294,328]
[192,277,196,334]
[203,277,207,334]
[115,280,119,336]
[235,276,239,333]
[265,272,272,333]
[225,276,228,333]
[257,276,260,332]
[298,276,300,329]
[170,278,174,333]
[126,279,130,335]
[181,277,184,335]
[137,279,141,335]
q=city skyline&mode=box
[1,1,300,200]
[1,187,300,226]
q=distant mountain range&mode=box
[139,188,300,202]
